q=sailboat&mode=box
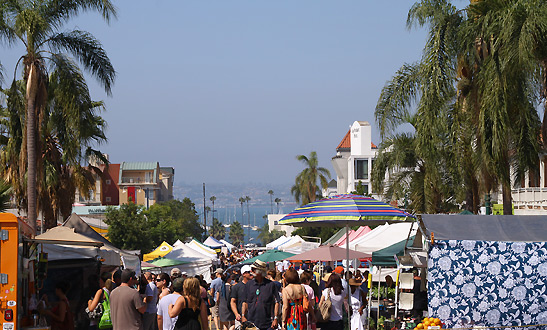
[251,214,259,231]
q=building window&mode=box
[106,196,111,202]
[105,179,111,185]
[355,159,368,180]
[146,189,155,200]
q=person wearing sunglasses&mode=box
[156,273,171,300]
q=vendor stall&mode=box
[422,214,547,328]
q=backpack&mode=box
[98,289,112,329]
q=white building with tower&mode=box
[331,121,378,197]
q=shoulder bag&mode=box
[315,288,331,323]
[301,285,310,313]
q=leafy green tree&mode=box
[0,0,116,232]
[105,198,204,253]
[291,151,330,205]
[229,220,244,247]
[257,223,284,246]
[145,198,204,248]
[351,181,372,197]
[210,218,226,241]
[104,203,153,252]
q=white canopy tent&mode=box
[162,243,213,282]
[266,235,291,249]
[352,223,416,254]
[186,239,217,258]
[278,236,320,254]
[203,236,224,249]
[220,239,235,251]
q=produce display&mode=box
[414,317,445,330]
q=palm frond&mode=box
[375,62,421,138]
[47,30,115,94]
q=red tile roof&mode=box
[336,129,377,150]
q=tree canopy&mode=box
[105,198,204,253]
[372,0,545,214]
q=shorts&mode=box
[211,304,220,317]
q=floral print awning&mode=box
[428,240,547,328]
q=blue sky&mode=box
[1,1,439,185]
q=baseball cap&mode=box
[215,268,224,274]
[172,278,184,293]
[334,266,344,274]
[181,271,188,276]
[241,265,252,274]
[170,268,181,277]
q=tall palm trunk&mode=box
[502,183,512,215]
[26,63,38,234]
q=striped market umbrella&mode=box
[279,194,414,327]
[278,194,413,227]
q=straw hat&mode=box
[251,260,267,271]
[322,273,332,282]
[348,278,361,287]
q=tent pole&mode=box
[394,268,400,321]
[377,266,381,322]
[367,271,372,330]
[346,223,350,330]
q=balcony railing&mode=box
[120,177,154,184]
[511,188,547,209]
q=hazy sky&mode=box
[1,1,436,185]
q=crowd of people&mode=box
[80,259,378,330]
[40,249,425,330]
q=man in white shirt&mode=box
[157,278,184,330]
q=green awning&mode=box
[323,228,346,245]
[371,235,415,267]
[245,250,295,264]
[147,257,189,268]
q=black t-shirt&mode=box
[230,281,247,314]
[244,278,280,330]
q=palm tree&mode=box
[210,218,226,241]
[209,195,216,219]
[229,220,244,247]
[274,198,282,214]
[238,196,245,222]
[2,75,109,228]
[244,196,251,243]
[457,0,542,214]
[291,151,330,205]
[376,0,544,215]
[0,0,116,233]
[268,189,274,213]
